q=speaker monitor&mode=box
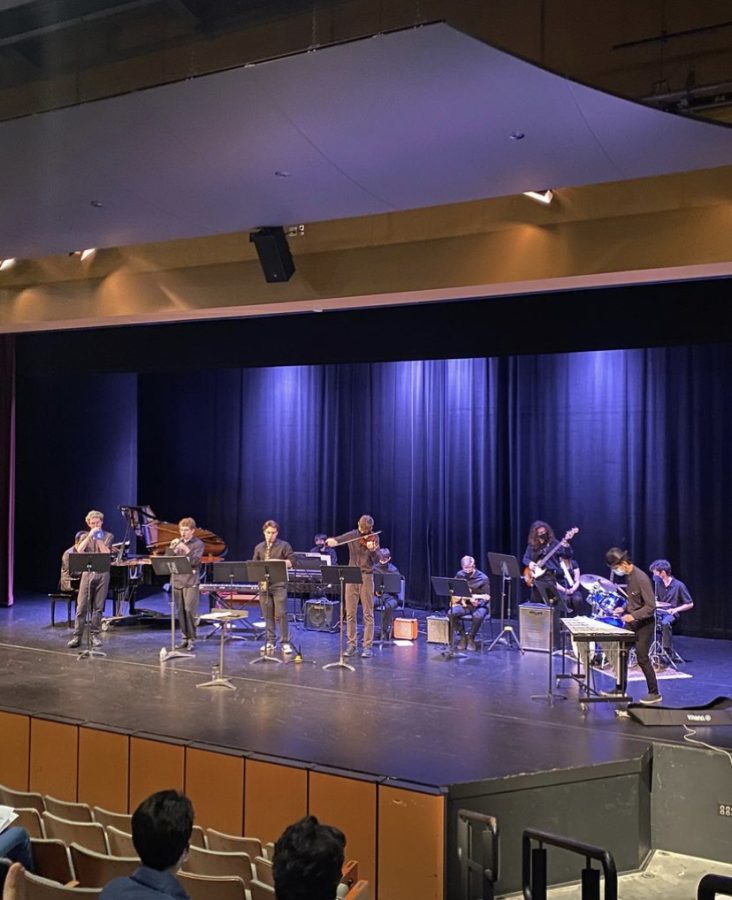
[426,615,450,644]
[518,602,553,652]
[304,599,340,632]
[249,226,295,283]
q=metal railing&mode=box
[457,809,499,900]
[698,874,732,899]
[522,828,617,900]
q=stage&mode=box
[1,592,730,787]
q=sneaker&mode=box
[91,635,102,647]
[456,636,467,651]
[467,638,477,652]
[639,692,663,705]
[185,640,195,652]
[67,637,81,648]
[360,648,373,658]
[261,642,275,654]
[175,641,188,650]
[343,645,357,657]
[281,643,294,656]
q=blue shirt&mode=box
[101,867,189,900]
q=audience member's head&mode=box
[273,815,345,900]
[131,790,194,872]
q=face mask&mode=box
[612,567,625,576]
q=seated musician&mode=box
[67,510,114,649]
[59,531,86,592]
[449,556,490,651]
[253,519,295,655]
[311,533,337,566]
[556,549,589,616]
[372,548,401,638]
[649,558,694,655]
[169,517,205,652]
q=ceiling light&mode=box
[523,190,554,205]
[0,258,17,271]
[509,131,525,140]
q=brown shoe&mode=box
[457,636,467,650]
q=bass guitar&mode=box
[523,527,579,587]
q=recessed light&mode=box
[90,200,103,208]
[509,131,525,140]
[274,171,291,178]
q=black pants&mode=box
[631,617,658,694]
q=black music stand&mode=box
[373,571,402,646]
[69,553,111,660]
[486,552,523,653]
[530,591,567,706]
[152,556,195,662]
[430,576,471,659]
[321,565,362,672]
[205,561,258,641]
[245,560,288,664]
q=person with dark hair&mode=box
[59,531,87,593]
[68,510,114,649]
[556,548,588,616]
[326,515,380,658]
[100,790,193,899]
[311,533,337,566]
[253,519,295,655]
[372,547,401,639]
[523,521,576,647]
[273,815,345,900]
[649,558,694,654]
[605,547,661,705]
[449,555,491,651]
[169,517,205,652]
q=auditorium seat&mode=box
[263,841,274,860]
[0,784,45,814]
[14,807,45,838]
[29,838,75,885]
[90,807,132,831]
[105,826,136,857]
[253,855,274,887]
[69,843,138,888]
[22,870,100,898]
[248,879,275,900]
[44,797,93,823]
[182,845,253,887]
[41,813,108,856]
[205,827,262,860]
[178,871,247,900]
[345,880,370,899]
[190,824,206,848]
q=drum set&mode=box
[578,574,628,668]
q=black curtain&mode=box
[0,335,15,606]
[16,342,732,637]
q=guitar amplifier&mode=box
[393,617,418,640]
[304,599,340,632]
[426,615,450,644]
[519,602,553,652]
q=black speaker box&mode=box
[304,599,340,632]
[249,226,295,283]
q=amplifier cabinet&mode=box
[426,615,450,644]
[304,599,340,632]
[393,617,418,640]
[519,602,553,652]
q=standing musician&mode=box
[606,547,661,705]
[449,556,490,651]
[326,515,380,658]
[253,519,295,655]
[373,547,401,639]
[649,558,694,655]
[67,510,114,649]
[522,521,567,611]
[169,517,205,652]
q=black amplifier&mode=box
[304,599,341,632]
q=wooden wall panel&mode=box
[378,785,445,900]
[309,772,378,888]
[29,719,79,801]
[0,711,30,790]
[244,760,307,844]
[185,748,244,835]
[129,737,185,811]
[78,728,130,812]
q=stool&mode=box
[196,611,249,690]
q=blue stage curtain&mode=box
[0,335,15,606]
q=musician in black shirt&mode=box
[253,519,295,654]
[311,533,337,566]
[449,556,490,651]
[373,548,400,639]
[606,547,661,704]
[522,521,565,609]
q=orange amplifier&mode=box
[393,617,418,640]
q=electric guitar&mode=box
[523,527,579,587]
[460,592,491,608]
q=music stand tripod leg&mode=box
[323,577,355,671]
[250,577,283,664]
[78,578,106,660]
[160,590,194,662]
[198,619,236,689]
[531,605,567,704]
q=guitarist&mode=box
[449,556,491,651]
[522,521,567,610]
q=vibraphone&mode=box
[559,616,636,704]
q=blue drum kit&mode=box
[578,574,629,667]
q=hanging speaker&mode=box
[249,226,295,283]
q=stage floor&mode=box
[1,593,730,788]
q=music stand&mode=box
[321,565,362,672]
[69,553,111,659]
[486,552,523,653]
[373,571,402,646]
[245,560,288,664]
[152,556,195,662]
[430,576,471,659]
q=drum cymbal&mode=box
[579,573,618,593]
